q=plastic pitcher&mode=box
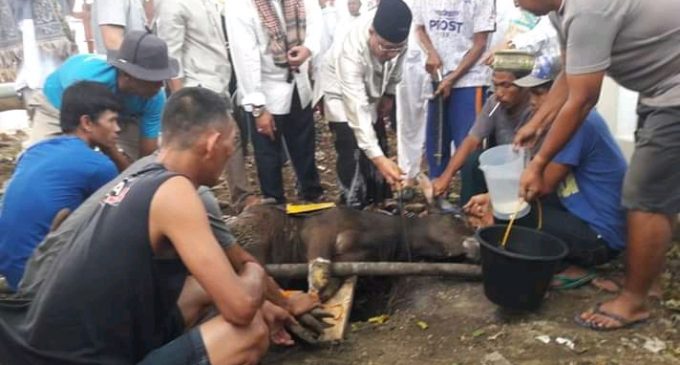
[478,144,531,220]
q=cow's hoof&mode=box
[319,277,343,302]
[308,258,332,293]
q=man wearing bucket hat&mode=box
[431,51,535,205]
[466,57,628,293]
[29,30,179,167]
[513,0,680,330]
[321,0,412,208]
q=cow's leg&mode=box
[302,225,338,296]
[313,231,365,301]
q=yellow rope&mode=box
[501,199,524,248]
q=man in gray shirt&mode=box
[432,67,533,204]
[91,0,152,54]
[514,0,680,330]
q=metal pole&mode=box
[434,70,444,165]
[265,262,482,279]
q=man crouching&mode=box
[0,87,292,364]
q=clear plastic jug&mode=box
[478,144,531,220]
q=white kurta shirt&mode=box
[156,0,232,97]
[225,0,322,114]
[321,11,406,159]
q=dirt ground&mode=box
[1,119,679,365]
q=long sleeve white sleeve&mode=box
[338,52,383,159]
[303,0,323,57]
[225,0,266,107]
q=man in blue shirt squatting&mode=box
[27,30,179,169]
[0,81,122,291]
[465,66,628,301]
[514,0,680,330]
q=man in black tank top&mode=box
[0,87,315,364]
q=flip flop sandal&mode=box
[552,271,597,290]
[574,302,650,331]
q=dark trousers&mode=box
[250,90,322,203]
[499,194,619,269]
[460,149,487,206]
[329,121,391,209]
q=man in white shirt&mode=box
[91,0,153,54]
[321,0,412,208]
[156,0,258,212]
[396,0,428,183]
[413,0,495,178]
[226,0,324,203]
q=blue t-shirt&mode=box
[0,137,117,290]
[43,54,165,138]
[553,110,627,250]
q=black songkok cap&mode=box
[372,0,412,44]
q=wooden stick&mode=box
[264,262,482,279]
[501,199,524,248]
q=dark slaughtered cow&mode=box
[227,204,478,300]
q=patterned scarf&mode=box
[253,0,306,67]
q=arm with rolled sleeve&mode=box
[338,53,383,159]
[156,0,187,82]
[225,0,265,108]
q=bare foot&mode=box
[577,293,650,330]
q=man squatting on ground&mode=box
[0,88,326,364]
[515,0,680,330]
[0,82,121,291]
[431,60,535,205]
[26,31,179,167]
[465,64,628,291]
[321,0,412,208]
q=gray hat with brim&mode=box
[514,74,552,88]
[107,30,179,82]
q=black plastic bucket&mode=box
[476,225,569,311]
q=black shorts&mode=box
[622,104,680,214]
[137,328,209,365]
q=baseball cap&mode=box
[514,55,559,88]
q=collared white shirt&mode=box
[156,0,232,97]
[321,11,406,159]
[225,0,322,114]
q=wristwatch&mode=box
[252,105,266,118]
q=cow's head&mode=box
[406,212,475,261]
